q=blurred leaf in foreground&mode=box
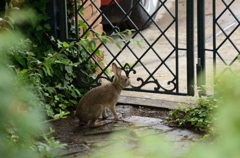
[0,28,46,158]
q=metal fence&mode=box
[197,0,240,95]
[212,0,240,82]
[48,0,240,96]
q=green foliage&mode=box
[185,73,240,158]
[0,0,97,118]
[93,130,173,158]
[31,128,67,158]
[0,31,57,158]
[101,27,140,50]
[6,36,93,117]
[168,96,219,132]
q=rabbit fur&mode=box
[76,63,131,127]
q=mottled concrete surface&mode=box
[52,105,203,158]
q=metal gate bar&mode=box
[197,0,206,95]
[187,0,195,96]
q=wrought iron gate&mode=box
[48,0,240,96]
[197,0,240,95]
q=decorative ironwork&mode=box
[47,0,240,96]
[69,0,195,96]
[194,0,240,95]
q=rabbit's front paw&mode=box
[102,115,108,120]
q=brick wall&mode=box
[79,0,104,74]
[79,0,103,36]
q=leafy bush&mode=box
[0,31,46,157]
[0,0,99,118]
[7,37,93,117]
[168,96,219,132]
[185,73,240,158]
[0,8,67,158]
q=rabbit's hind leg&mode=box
[90,119,107,127]
[90,104,107,127]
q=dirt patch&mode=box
[128,105,170,119]
[51,105,169,145]
[49,105,205,158]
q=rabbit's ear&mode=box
[112,63,117,75]
[116,67,121,77]
[112,63,121,77]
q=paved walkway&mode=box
[59,105,202,158]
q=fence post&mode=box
[58,0,68,41]
[186,0,195,96]
[197,0,206,96]
[46,0,58,39]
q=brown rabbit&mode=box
[76,63,131,127]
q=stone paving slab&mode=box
[118,95,197,109]
[62,115,202,158]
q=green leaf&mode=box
[9,7,20,11]
[62,42,70,48]
[115,42,122,50]
[56,54,67,60]
[21,69,29,74]
[14,54,26,67]
[44,23,51,30]
[70,100,77,104]
[36,25,42,31]
[61,58,71,64]
[43,64,52,76]
[50,36,55,42]
[137,39,143,49]
[65,65,72,73]
[59,104,67,110]
[57,40,62,48]
[78,20,87,32]
[2,19,14,29]
[5,16,14,24]
[129,38,135,44]
[101,36,112,44]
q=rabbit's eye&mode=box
[124,78,128,82]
